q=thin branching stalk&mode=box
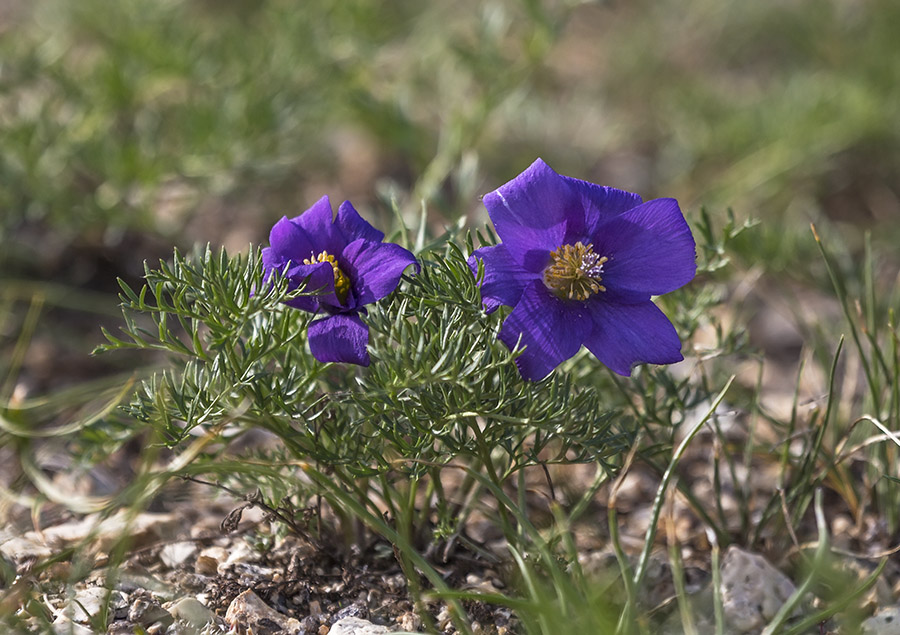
[708,528,725,635]
[608,438,642,634]
[666,489,696,635]
[761,489,829,635]
[632,376,735,590]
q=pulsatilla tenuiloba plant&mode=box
[98,158,734,624]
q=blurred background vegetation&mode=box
[2,1,900,630]
[2,0,899,470]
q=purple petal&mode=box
[468,245,538,313]
[262,245,283,274]
[268,216,316,264]
[559,175,642,241]
[584,300,683,376]
[483,158,575,272]
[308,313,370,366]
[341,239,418,306]
[282,261,336,313]
[335,200,385,244]
[292,196,345,256]
[590,198,696,296]
[283,295,321,313]
[499,281,591,381]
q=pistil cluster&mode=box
[542,241,608,301]
[304,250,350,304]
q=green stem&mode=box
[468,417,517,544]
[301,463,473,635]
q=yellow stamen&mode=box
[542,241,608,301]
[303,250,350,304]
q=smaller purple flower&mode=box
[263,196,418,366]
[469,159,696,381]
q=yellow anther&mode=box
[303,250,351,304]
[542,241,608,301]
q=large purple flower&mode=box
[263,196,418,366]
[469,159,696,381]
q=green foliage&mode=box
[80,205,749,630]
[95,240,632,540]
[811,229,900,531]
[98,246,318,445]
[8,0,897,263]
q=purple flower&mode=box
[469,159,696,380]
[263,196,418,367]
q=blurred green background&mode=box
[2,0,899,393]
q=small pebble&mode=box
[167,597,216,628]
[194,555,219,576]
[397,611,421,632]
[159,541,197,569]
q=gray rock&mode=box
[862,606,900,635]
[720,546,798,634]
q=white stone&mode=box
[720,546,798,634]
[224,589,301,633]
[166,597,217,628]
[396,611,422,632]
[63,586,118,623]
[36,511,178,551]
[195,545,228,575]
[329,616,393,635]
[51,615,94,635]
[198,545,228,563]
[0,534,53,562]
[159,541,197,568]
[221,540,259,568]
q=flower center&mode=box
[303,250,350,304]
[542,241,608,301]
